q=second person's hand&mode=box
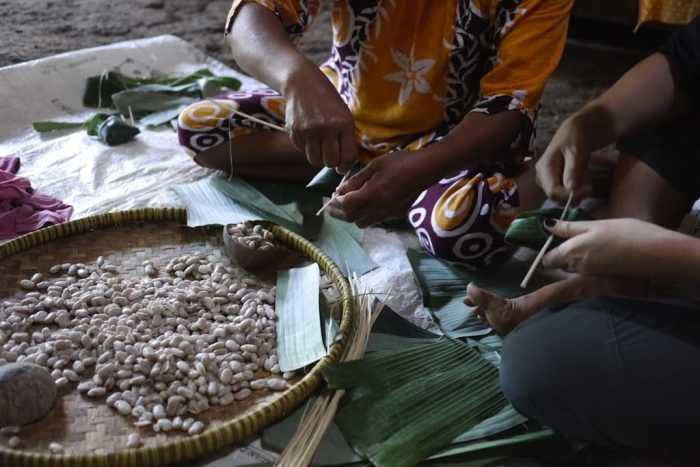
[535,115,592,203]
[283,61,358,173]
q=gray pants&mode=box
[500,296,700,456]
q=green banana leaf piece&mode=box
[82,68,240,128]
[32,120,85,133]
[32,112,138,145]
[505,207,591,250]
[306,162,364,196]
[82,68,240,108]
[262,312,538,466]
[323,339,508,467]
[96,115,140,146]
[275,263,327,372]
[111,87,198,118]
[33,112,112,134]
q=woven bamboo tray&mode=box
[0,208,353,467]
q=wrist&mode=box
[660,231,700,283]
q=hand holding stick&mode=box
[520,191,574,288]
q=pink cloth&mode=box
[0,156,73,238]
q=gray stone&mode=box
[0,363,57,427]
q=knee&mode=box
[407,172,519,269]
[499,326,550,418]
[177,100,232,157]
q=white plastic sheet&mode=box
[0,35,435,329]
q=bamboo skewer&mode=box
[520,191,573,289]
[230,108,287,132]
[203,101,357,213]
[128,105,136,127]
[315,170,352,216]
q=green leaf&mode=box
[172,177,261,227]
[306,163,364,196]
[325,339,508,467]
[315,215,376,277]
[276,263,327,372]
[84,113,111,136]
[505,207,590,250]
[138,105,188,128]
[31,120,85,133]
[198,76,243,97]
[111,87,198,117]
[96,115,140,146]
[83,69,241,110]
[430,429,556,460]
[212,176,304,233]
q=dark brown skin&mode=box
[229,3,357,173]
[224,2,525,226]
[329,111,523,228]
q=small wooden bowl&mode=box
[222,224,282,270]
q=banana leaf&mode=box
[32,112,139,145]
[315,215,376,276]
[138,104,191,128]
[324,339,508,467]
[33,112,111,134]
[173,177,261,227]
[276,263,327,372]
[111,88,198,118]
[407,249,550,338]
[95,115,140,145]
[32,121,85,132]
[82,68,240,108]
[211,176,304,233]
[263,314,535,466]
[505,207,591,250]
[306,162,364,196]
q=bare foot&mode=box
[464,275,647,336]
[464,283,529,336]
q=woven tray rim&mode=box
[0,208,354,467]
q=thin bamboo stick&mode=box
[520,191,573,288]
[229,108,287,132]
[315,170,352,216]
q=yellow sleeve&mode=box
[225,0,320,42]
[471,0,573,121]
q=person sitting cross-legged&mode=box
[177,0,574,269]
[466,14,700,460]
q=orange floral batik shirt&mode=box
[225,0,573,157]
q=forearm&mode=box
[572,53,692,150]
[227,2,317,94]
[409,111,523,186]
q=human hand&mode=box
[325,150,423,228]
[283,64,357,173]
[535,115,592,203]
[541,218,674,278]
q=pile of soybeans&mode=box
[0,250,294,450]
